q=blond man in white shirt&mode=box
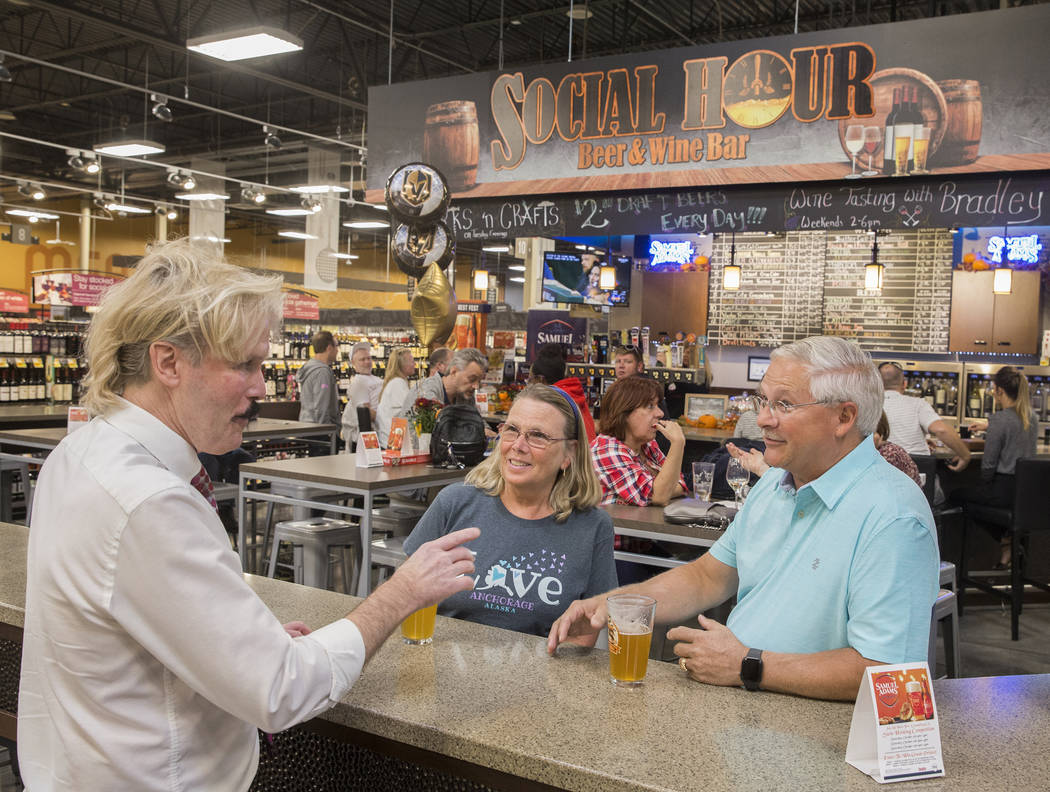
[18,239,477,791]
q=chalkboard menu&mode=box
[707,229,953,352]
[823,229,952,352]
[708,232,824,348]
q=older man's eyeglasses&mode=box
[498,423,569,449]
[745,394,836,417]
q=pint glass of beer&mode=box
[401,604,438,645]
[606,594,657,688]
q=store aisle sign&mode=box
[369,5,1050,198]
[31,273,122,307]
[283,291,320,321]
[0,290,30,314]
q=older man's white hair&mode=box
[770,336,882,437]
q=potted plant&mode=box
[410,397,442,451]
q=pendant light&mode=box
[473,269,490,291]
[993,223,1012,295]
[722,231,740,290]
[865,231,884,291]
[599,265,617,290]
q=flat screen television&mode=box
[541,251,630,306]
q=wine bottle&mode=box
[906,87,920,172]
[891,88,913,176]
[883,87,899,173]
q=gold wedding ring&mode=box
[679,657,688,671]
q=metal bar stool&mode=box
[255,482,353,573]
[370,536,408,585]
[266,517,361,593]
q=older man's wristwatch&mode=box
[740,647,763,691]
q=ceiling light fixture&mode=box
[241,185,266,204]
[6,209,59,221]
[266,207,312,217]
[187,25,304,62]
[66,149,101,175]
[567,6,594,20]
[722,231,741,290]
[509,276,526,283]
[30,183,46,201]
[17,182,32,198]
[290,184,349,194]
[174,191,229,201]
[0,55,12,83]
[332,252,359,260]
[342,220,389,229]
[150,94,173,123]
[105,200,152,215]
[93,139,166,157]
[482,244,511,253]
[599,265,617,290]
[263,126,282,149]
[300,196,323,213]
[864,232,884,291]
[473,269,490,291]
[277,230,317,240]
[507,264,526,272]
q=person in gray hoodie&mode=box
[296,331,340,425]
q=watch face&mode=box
[741,649,763,690]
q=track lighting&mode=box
[150,94,173,123]
[166,170,196,190]
[67,149,101,175]
[263,126,282,149]
[17,183,32,198]
[300,196,322,213]
[0,55,12,83]
[241,185,266,204]
[30,183,46,201]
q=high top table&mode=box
[0,418,339,522]
[2,520,1049,791]
[602,502,725,568]
[237,454,468,597]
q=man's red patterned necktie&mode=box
[189,464,219,513]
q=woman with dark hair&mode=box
[529,342,597,441]
[403,384,616,638]
[591,375,687,506]
[951,366,1037,567]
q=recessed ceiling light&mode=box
[174,192,229,201]
[342,220,389,229]
[266,207,312,216]
[277,230,317,240]
[290,184,349,194]
[186,26,303,61]
[93,139,166,157]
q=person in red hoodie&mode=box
[529,343,597,442]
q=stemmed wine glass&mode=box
[844,125,864,179]
[862,126,881,176]
[726,458,750,507]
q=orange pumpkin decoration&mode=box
[698,414,718,428]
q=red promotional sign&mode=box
[0,289,30,314]
[71,273,121,306]
[283,291,320,320]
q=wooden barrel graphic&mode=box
[837,68,948,174]
[423,101,478,192]
[930,80,982,166]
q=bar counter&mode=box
[1,521,1048,790]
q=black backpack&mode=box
[429,404,487,467]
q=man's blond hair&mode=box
[81,238,283,415]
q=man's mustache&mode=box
[236,401,260,421]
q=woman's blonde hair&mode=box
[994,366,1033,431]
[466,384,601,522]
[380,347,415,400]
[81,238,283,415]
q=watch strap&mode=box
[740,647,763,691]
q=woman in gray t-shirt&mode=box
[950,367,1037,567]
[404,384,617,638]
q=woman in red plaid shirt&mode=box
[591,376,689,506]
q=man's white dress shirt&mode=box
[19,399,365,791]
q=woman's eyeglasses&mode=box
[498,423,569,449]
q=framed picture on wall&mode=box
[747,356,771,382]
[684,394,728,421]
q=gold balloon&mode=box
[411,262,456,346]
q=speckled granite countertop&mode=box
[5,521,1049,791]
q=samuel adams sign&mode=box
[367,5,1050,200]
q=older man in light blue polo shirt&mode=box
[548,335,939,701]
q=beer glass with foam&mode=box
[606,594,657,688]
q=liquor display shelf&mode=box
[566,362,703,385]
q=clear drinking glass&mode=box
[844,124,864,179]
[606,594,657,688]
[692,461,716,502]
[401,604,438,645]
[726,458,750,506]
